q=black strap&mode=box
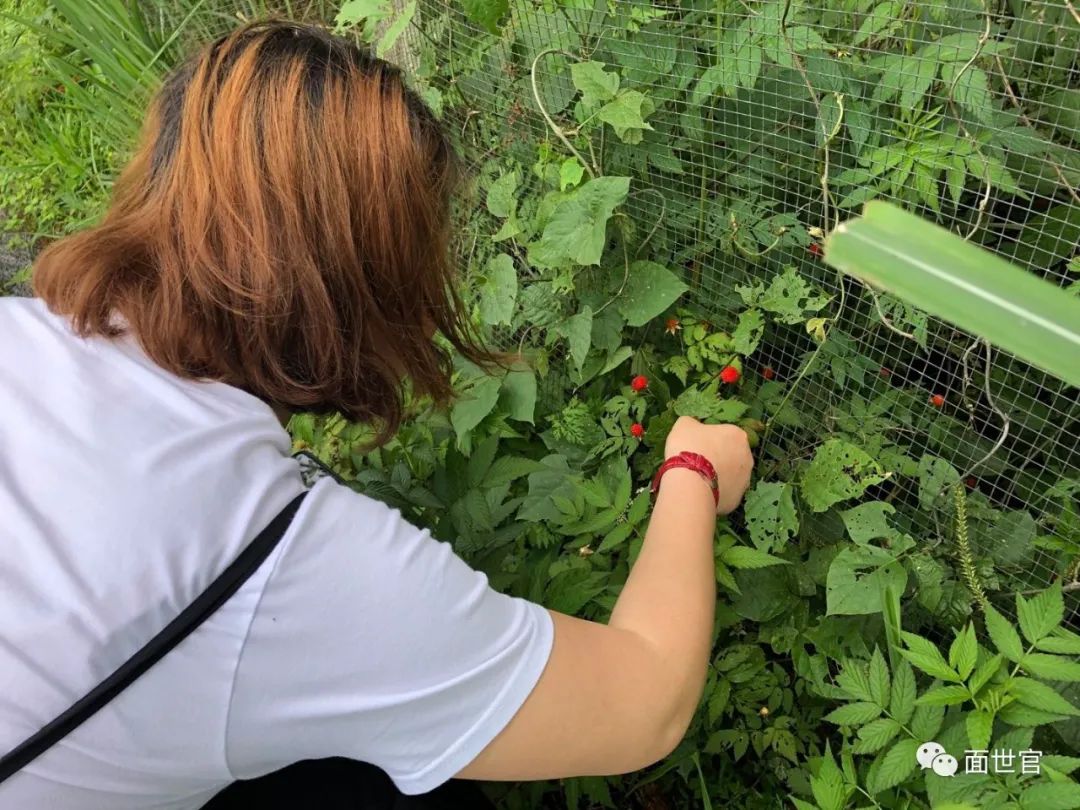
[0,491,308,784]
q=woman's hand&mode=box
[664,416,754,514]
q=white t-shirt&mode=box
[0,297,554,809]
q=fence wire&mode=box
[411,0,1080,622]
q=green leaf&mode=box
[486,171,518,218]
[901,632,962,682]
[817,91,843,146]
[1019,782,1080,810]
[478,253,517,326]
[1009,677,1080,717]
[482,456,545,487]
[1017,581,1064,645]
[597,520,634,552]
[533,177,630,267]
[741,267,831,325]
[626,489,650,526]
[852,1,903,46]
[968,653,1004,695]
[731,308,765,355]
[1021,653,1080,682]
[985,603,1025,662]
[616,261,689,327]
[825,202,1080,388]
[866,738,919,793]
[559,158,585,191]
[823,701,883,725]
[890,660,917,726]
[570,61,619,106]
[811,743,848,810]
[916,455,960,510]
[1042,755,1080,775]
[910,700,945,741]
[868,648,891,707]
[721,546,791,570]
[744,482,799,552]
[802,439,888,512]
[966,710,994,751]
[826,545,906,616]
[942,63,995,124]
[556,307,593,375]
[1037,630,1080,655]
[836,660,875,702]
[336,0,388,29]
[999,702,1071,726]
[673,386,749,422]
[375,0,416,58]
[596,90,654,136]
[733,37,762,91]
[841,501,896,545]
[450,374,502,438]
[500,368,536,423]
[460,0,508,34]
[948,623,978,680]
[852,718,901,754]
[915,684,971,706]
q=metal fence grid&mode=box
[411,0,1080,622]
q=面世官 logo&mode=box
[916,741,1042,777]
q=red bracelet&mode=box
[651,451,719,507]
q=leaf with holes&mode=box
[802,440,889,513]
[826,545,906,616]
[744,481,799,553]
[841,501,896,545]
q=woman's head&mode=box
[34,20,488,437]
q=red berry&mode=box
[965,477,977,489]
[808,243,823,257]
[630,422,644,438]
[665,317,682,335]
[720,365,741,384]
[630,374,649,392]
[879,366,891,378]
[762,366,776,381]
[930,394,945,408]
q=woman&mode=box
[0,20,753,809]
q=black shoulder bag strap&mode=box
[0,491,308,784]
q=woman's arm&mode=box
[457,417,753,781]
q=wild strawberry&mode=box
[965,476,977,489]
[720,365,741,384]
[630,375,649,392]
[665,317,682,335]
[879,366,891,378]
[808,243,823,258]
[630,422,645,439]
[762,366,776,380]
[930,393,945,408]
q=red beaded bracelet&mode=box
[650,451,719,507]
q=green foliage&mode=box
[302,0,1080,804]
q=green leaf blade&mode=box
[825,202,1080,387]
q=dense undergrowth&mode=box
[3,0,1080,807]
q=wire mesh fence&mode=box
[411,0,1080,621]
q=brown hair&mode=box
[34,20,490,440]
